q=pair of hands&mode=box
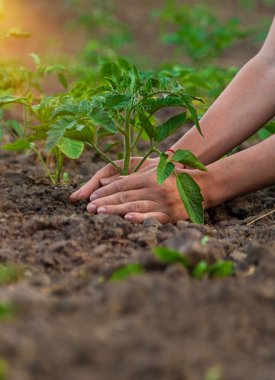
[70,157,191,223]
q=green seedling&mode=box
[110,263,144,282]
[0,301,16,321]
[0,264,25,285]
[1,57,207,222]
[0,358,9,380]
[153,247,235,280]
[154,1,249,63]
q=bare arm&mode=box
[171,17,275,165]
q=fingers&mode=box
[100,173,121,186]
[125,212,173,224]
[88,200,159,216]
[87,188,154,212]
[70,163,121,202]
[89,171,152,201]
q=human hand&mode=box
[83,162,191,223]
[70,157,159,202]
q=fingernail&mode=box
[125,214,133,221]
[97,207,108,214]
[87,204,97,213]
[90,193,99,201]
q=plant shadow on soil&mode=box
[0,150,274,380]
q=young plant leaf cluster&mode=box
[109,245,234,282]
[1,57,206,222]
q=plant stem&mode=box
[55,149,64,184]
[31,146,56,185]
[133,147,154,173]
[123,106,132,175]
[131,127,143,151]
[86,142,123,174]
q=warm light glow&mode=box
[0,0,4,18]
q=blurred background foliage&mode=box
[0,0,274,140]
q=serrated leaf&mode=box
[156,113,186,142]
[2,139,31,151]
[138,113,156,139]
[46,119,77,151]
[57,137,84,159]
[144,95,184,115]
[153,247,189,267]
[104,93,131,110]
[176,172,204,224]
[90,110,117,133]
[50,103,78,119]
[157,153,175,184]
[65,126,93,142]
[180,94,203,135]
[171,150,206,171]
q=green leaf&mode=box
[0,358,9,379]
[157,153,175,184]
[0,97,27,106]
[58,73,68,90]
[138,113,156,139]
[153,247,189,267]
[104,93,131,110]
[100,61,121,81]
[110,264,144,281]
[0,301,16,321]
[0,264,25,285]
[176,172,204,224]
[171,149,206,171]
[208,261,234,278]
[57,137,84,159]
[156,113,186,142]
[46,119,76,151]
[90,110,117,133]
[192,260,208,280]
[180,94,203,136]
[2,139,31,151]
[144,95,185,115]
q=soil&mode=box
[0,147,274,380]
[0,1,275,380]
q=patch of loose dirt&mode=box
[0,149,274,380]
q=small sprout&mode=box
[153,247,189,267]
[63,172,70,185]
[110,264,144,282]
[207,261,235,279]
[0,301,16,321]
[0,264,26,285]
[201,235,210,245]
[0,358,9,380]
[205,365,223,380]
[192,260,208,280]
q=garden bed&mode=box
[0,150,274,380]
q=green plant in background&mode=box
[153,247,234,279]
[0,301,16,321]
[109,245,234,282]
[154,0,249,64]
[0,358,9,380]
[0,264,26,285]
[65,0,132,65]
[1,57,207,223]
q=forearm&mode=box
[171,20,275,164]
[200,135,275,208]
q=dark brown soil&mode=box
[1,1,275,379]
[0,148,274,380]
